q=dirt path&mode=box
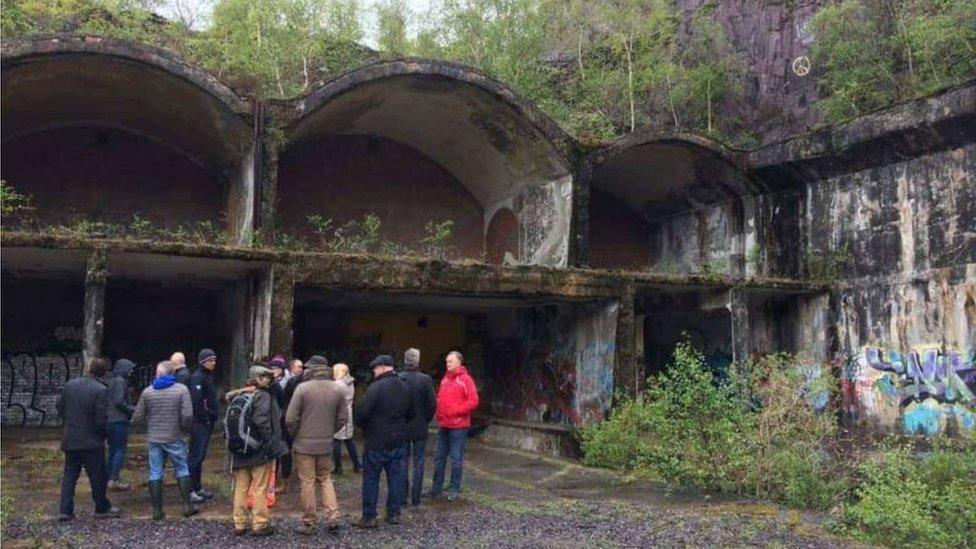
[1,429,854,547]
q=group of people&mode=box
[56,345,481,538]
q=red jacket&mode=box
[435,366,479,429]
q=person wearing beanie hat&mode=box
[399,348,435,506]
[229,365,288,536]
[187,348,220,503]
[354,354,413,528]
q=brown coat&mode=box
[284,366,348,455]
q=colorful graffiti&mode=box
[844,347,975,437]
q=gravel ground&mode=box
[4,497,851,548]
[1,431,854,548]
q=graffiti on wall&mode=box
[1,353,84,427]
[485,303,617,427]
[574,303,617,424]
[843,346,975,437]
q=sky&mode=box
[154,0,440,47]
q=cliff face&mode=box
[676,0,827,143]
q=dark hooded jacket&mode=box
[106,359,136,424]
[189,367,220,424]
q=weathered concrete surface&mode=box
[1,430,850,548]
[750,86,976,437]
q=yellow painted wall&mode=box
[348,311,465,375]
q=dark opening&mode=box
[102,279,237,391]
[588,188,651,270]
[293,288,617,427]
[640,290,733,382]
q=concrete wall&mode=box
[2,128,225,230]
[484,302,616,427]
[589,189,650,270]
[278,135,485,259]
[810,145,976,437]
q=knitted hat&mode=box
[198,348,217,365]
[306,355,330,367]
[269,355,286,368]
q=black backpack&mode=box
[224,392,262,456]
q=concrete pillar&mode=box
[259,112,281,242]
[251,267,273,363]
[729,288,750,366]
[613,283,639,399]
[82,249,107,364]
[269,264,295,357]
[570,161,592,268]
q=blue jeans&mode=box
[361,445,406,519]
[187,421,213,491]
[148,440,190,482]
[403,438,427,505]
[431,427,467,495]
[106,421,129,481]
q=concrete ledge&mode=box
[477,419,580,459]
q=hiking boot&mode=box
[188,491,206,504]
[148,480,165,521]
[355,517,378,529]
[108,480,132,492]
[234,527,249,536]
[197,488,215,500]
[386,513,401,525]
[445,492,459,502]
[176,477,200,517]
[296,523,316,536]
[57,513,74,522]
[251,525,276,537]
[94,506,121,519]
[326,520,341,534]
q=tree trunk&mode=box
[626,39,635,132]
[706,77,712,134]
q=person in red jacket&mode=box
[428,350,479,501]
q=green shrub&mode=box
[582,340,753,490]
[582,344,845,509]
[833,442,976,547]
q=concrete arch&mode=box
[588,131,753,218]
[1,36,255,242]
[284,59,576,266]
[586,131,755,272]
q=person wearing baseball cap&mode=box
[229,365,289,536]
[353,355,413,528]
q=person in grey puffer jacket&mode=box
[131,361,197,520]
[106,358,136,491]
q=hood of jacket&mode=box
[113,358,136,379]
[152,374,177,390]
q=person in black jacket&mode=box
[187,348,220,503]
[106,358,136,491]
[57,356,120,521]
[171,351,191,386]
[400,348,435,507]
[353,355,413,528]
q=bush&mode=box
[582,343,845,509]
[833,441,976,547]
[582,340,753,490]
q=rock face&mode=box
[676,0,827,143]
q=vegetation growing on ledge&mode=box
[581,341,976,547]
